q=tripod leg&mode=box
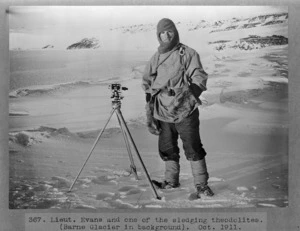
[68,108,116,192]
[116,115,139,180]
[115,108,161,200]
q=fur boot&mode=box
[190,158,209,187]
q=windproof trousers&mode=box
[158,109,206,162]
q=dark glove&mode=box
[145,93,151,103]
[189,83,203,98]
[145,101,161,136]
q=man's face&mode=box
[160,30,174,43]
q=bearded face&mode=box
[159,31,175,44]
[156,18,180,54]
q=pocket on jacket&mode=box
[168,84,197,119]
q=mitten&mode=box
[145,101,161,135]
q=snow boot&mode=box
[165,160,180,186]
[190,158,214,198]
[196,184,214,197]
[152,180,179,189]
[152,160,180,189]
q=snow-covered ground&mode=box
[9,11,288,209]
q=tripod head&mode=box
[108,83,128,107]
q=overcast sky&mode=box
[9,5,287,49]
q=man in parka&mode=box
[142,18,214,198]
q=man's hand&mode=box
[189,83,203,98]
[146,93,151,102]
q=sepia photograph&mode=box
[8,5,288,210]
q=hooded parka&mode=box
[142,18,208,123]
[141,19,214,194]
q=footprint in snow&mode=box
[51,176,72,188]
[96,192,114,200]
[118,185,137,192]
[91,176,117,185]
[126,188,143,195]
